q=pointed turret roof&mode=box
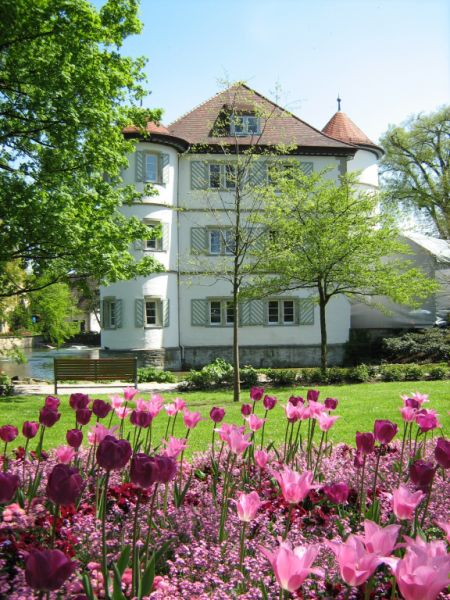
[322,111,383,157]
[168,84,356,155]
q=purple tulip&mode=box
[92,399,112,419]
[155,455,177,483]
[404,397,420,409]
[22,421,39,440]
[130,453,160,488]
[44,396,60,410]
[76,409,92,426]
[39,407,61,428]
[307,389,320,402]
[288,396,304,406]
[323,482,349,504]
[263,395,277,411]
[250,386,265,402]
[210,407,226,423]
[96,435,132,471]
[241,403,252,417]
[434,438,450,469]
[354,452,364,468]
[0,425,18,443]
[69,393,90,411]
[0,472,19,503]
[130,410,152,429]
[409,460,436,491]
[25,549,76,591]
[373,419,398,445]
[324,397,338,411]
[66,429,83,449]
[355,432,375,455]
[46,464,83,506]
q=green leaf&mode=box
[81,572,95,600]
[116,545,131,577]
[111,563,127,600]
[138,554,156,599]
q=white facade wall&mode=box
[347,149,379,190]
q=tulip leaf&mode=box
[81,572,95,600]
[112,563,127,600]
[138,553,155,599]
[116,545,131,576]
[259,580,269,600]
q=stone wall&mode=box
[0,335,42,351]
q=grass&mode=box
[1,380,448,458]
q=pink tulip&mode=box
[435,520,450,543]
[164,403,177,417]
[55,446,75,465]
[162,436,187,459]
[110,394,124,410]
[327,535,382,587]
[254,449,269,470]
[358,520,401,556]
[235,491,261,522]
[246,414,265,432]
[316,412,339,432]
[123,387,139,402]
[400,406,417,422]
[226,427,252,455]
[115,406,131,420]
[308,400,325,418]
[385,537,450,600]
[261,539,323,593]
[174,397,186,412]
[274,467,314,505]
[87,423,118,445]
[183,410,202,430]
[250,386,265,402]
[284,403,302,422]
[392,485,425,520]
[416,411,441,432]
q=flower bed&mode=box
[0,388,449,599]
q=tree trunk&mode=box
[318,285,328,373]
[232,281,240,402]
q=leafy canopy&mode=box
[380,106,450,239]
[0,0,163,298]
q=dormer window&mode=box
[230,115,260,136]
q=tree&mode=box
[249,169,437,372]
[31,282,80,346]
[0,0,163,298]
[380,106,450,239]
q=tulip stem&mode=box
[171,412,178,436]
[132,488,142,597]
[358,455,367,522]
[420,469,436,528]
[239,522,247,573]
[144,483,159,565]
[260,409,268,450]
[178,429,190,486]
[163,416,171,441]
[313,430,325,479]
[397,423,408,485]
[101,470,111,600]
[50,504,59,547]
[283,504,294,540]
[371,447,382,501]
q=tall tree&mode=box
[0,0,163,298]
[380,106,450,239]
[249,169,437,371]
[31,282,80,347]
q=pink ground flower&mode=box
[162,436,187,459]
[183,410,203,430]
[392,485,425,520]
[274,467,314,504]
[316,412,339,432]
[327,535,382,587]
[235,491,261,522]
[87,423,118,445]
[385,537,450,600]
[245,414,266,432]
[254,449,269,470]
[261,538,323,593]
[55,446,75,464]
[358,520,401,556]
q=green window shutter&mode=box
[250,160,267,186]
[249,300,265,325]
[300,162,314,175]
[100,299,106,329]
[299,298,315,325]
[191,161,208,190]
[239,300,251,326]
[191,299,208,326]
[115,299,123,329]
[162,299,169,327]
[135,298,145,328]
[162,223,170,251]
[135,151,145,182]
[191,227,207,254]
[161,153,170,184]
[252,228,266,252]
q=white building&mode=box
[100,84,384,369]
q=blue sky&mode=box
[108,0,449,143]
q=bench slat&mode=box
[54,357,138,393]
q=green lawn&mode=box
[1,381,448,458]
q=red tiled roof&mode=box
[123,122,170,135]
[322,111,375,147]
[168,84,356,154]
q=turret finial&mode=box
[337,94,342,111]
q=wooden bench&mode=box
[54,357,138,394]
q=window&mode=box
[208,229,235,255]
[209,299,234,326]
[144,222,163,251]
[145,298,161,327]
[267,300,296,325]
[102,297,120,330]
[230,115,260,136]
[208,164,236,189]
[145,154,159,183]
[267,163,296,186]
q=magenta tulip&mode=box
[288,396,304,406]
[404,397,420,409]
[434,438,450,469]
[130,410,152,428]
[0,472,19,503]
[76,408,92,426]
[355,432,375,455]
[0,425,18,443]
[210,407,225,423]
[46,464,83,506]
[307,389,320,402]
[409,460,436,491]
[241,403,252,417]
[69,393,90,410]
[25,549,76,591]
[392,485,425,520]
[39,407,61,428]
[324,397,338,410]
[263,395,277,410]
[66,428,83,449]
[400,406,417,422]
[154,455,177,483]
[235,491,261,522]
[183,410,202,430]
[130,453,159,488]
[92,399,112,419]
[327,535,382,587]
[44,396,60,410]
[261,539,323,593]
[323,482,349,504]
[173,397,186,411]
[22,421,39,439]
[123,387,139,402]
[96,435,132,471]
[416,411,440,432]
[250,386,264,401]
[374,419,398,444]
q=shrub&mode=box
[184,358,234,390]
[0,373,13,396]
[428,365,448,380]
[403,364,425,381]
[240,365,259,387]
[137,367,176,384]
[265,368,297,386]
[381,328,450,363]
[379,364,406,382]
[347,364,371,383]
[326,367,347,384]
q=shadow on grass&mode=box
[0,396,28,404]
